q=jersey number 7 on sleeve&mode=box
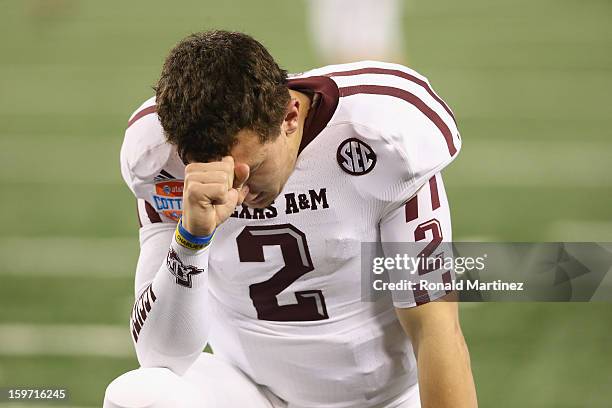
[236,224,329,322]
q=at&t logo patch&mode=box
[337,138,377,175]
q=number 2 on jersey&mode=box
[236,224,329,322]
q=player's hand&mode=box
[181,156,250,237]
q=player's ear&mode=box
[283,98,300,135]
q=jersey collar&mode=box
[288,76,339,155]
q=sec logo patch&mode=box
[337,138,377,175]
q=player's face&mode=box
[230,128,298,208]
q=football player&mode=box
[104,31,477,408]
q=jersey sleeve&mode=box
[120,98,210,374]
[331,64,461,217]
[120,97,184,226]
[130,222,212,374]
[383,104,460,216]
[379,172,455,308]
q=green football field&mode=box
[1,0,611,406]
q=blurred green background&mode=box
[1,0,611,407]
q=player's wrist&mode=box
[181,213,216,237]
[174,218,216,251]
[167,220,211,289]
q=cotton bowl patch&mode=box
[152,180,184,221]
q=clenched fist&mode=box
[181,156,250,237]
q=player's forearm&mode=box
[130,234,211,375]
[414,325,478,408]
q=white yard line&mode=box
[0,139,611,187]
[0,237,138,278]
[0,324,132,358]
[448,140,612,188]
[454,235,497,242]
[548,221,612,241]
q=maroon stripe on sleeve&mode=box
[136,201,143,228]
[127,105,157,129]
[339,85,457,156]
[442,270,453,294]
[414,289,431,306]
[429,176,440,210]
[405,195,418,222]
[144,201,162,224]
[327,67,456,123]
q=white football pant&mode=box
[104,351,421,407]
[104,352,282,408]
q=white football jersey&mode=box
[121,61,461,408]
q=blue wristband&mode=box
[178,218,215,246]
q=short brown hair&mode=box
[155,30,290,163]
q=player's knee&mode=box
[103,367,203,408]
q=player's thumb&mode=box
[233,162,250,189]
